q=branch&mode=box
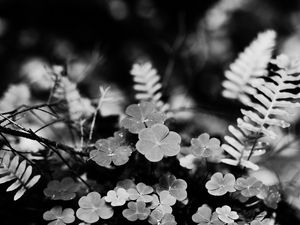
[0,126,88,157]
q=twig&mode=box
[0,126,87,157]
[88,86,110,142]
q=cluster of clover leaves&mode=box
[42,101,280,225]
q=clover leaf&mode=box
[235,177,263,197]
[149,210,177,225]
[150,191,176,214]
[128,182,154,203]
[215,205,239,224]
[121,102,166,134]
[43,206,75,225]
[122,201,151,221]
[76,192,113,223]
[192,204,224,225]
[90,137,132,167]
[105,188,129,206]
[257,185,280,209]
[205,172,236,196]
[156,174,187,201]
[43,177,79,201]
[136,124,181,162]
[191,133,222,158]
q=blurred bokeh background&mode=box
[0,0,300,108]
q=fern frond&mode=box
[221,124,266,170]
[222,30,276,104]
[221,54,300,170]
[130,62,169,112]
[238,56,300,139]
[53,77,94,121]
[0,153,41,200]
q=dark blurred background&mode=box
[0,0,300,108]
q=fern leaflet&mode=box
[0,153,41,200]
[131,62,169,112]
[221,54,300,170]
[222,30,276,104]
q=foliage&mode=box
[76,192,114,223]
[43,206,75,225]
[0,153,41,200]
[105,188,129,206]
[0,25,300,225]
[130,62,169,112]
[192,204,224,225]
[215,205,239,224]
[43,177,79,200]
[90,137,132,167]
[235,177,263,197]
[121,101,166,134]
[136,124,181,162]
[122,201,151,221]
[128,182,154,202]
[191,133,222,158]
[205,172,236,196]
[156,174,187,201]
[222,30,276,104]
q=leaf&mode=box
[0,153,41,200]
[105,188,129,206]
[76,192,113,223]
[122,201,151,221]
[215,205,239,224]
[43,206,75,225]
[222,30,276,104]
[192,204,224,225]
[156,174,188,201]
[136,124,181,162]
[191,133,222,158]
[235,177,263,197]
[155,191,176,214]
[90,137,132,167]
[130,62,169,112]
[121,101,166,134]
[257,185,281,209]
[128,182,154,203]
[205,172,236,196]
[43,177,79,200]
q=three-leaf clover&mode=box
[191,133,222,158]
[76,192,113,223]
[215,205,239,224]
[205,172,236,196]
[149,210,177,225]
[136,124,181,162]
[128,182,154,203]
[156,174,187,201]
[43,206,75,225]
[257,185,281,209]
[235,177,263,197]
[43,177,79,200]
[192,204,224,225]
[90,138,132,167]
[122,201,151,221]
[150,191,177,214]
[121,102,166,134]
[105,188,129,206]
